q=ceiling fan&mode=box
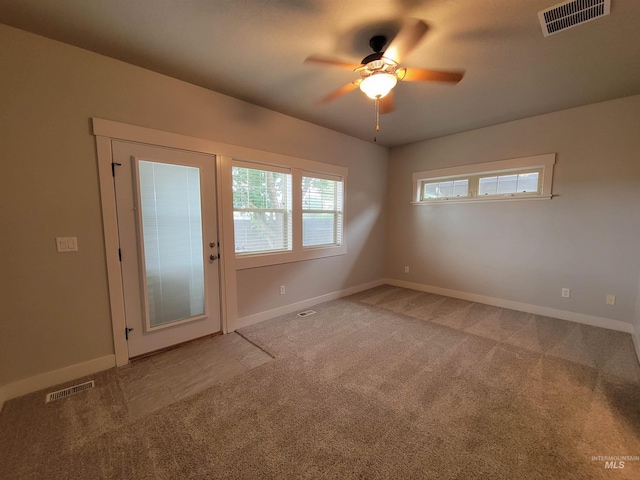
[305,19,464,119]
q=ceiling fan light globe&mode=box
[359,73,397,99]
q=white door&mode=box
[113,141,221,358]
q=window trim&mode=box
[233,159,347,270]
[412,153,555,205]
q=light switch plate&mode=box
[56,237,78,252]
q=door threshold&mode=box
[129,331,222,362]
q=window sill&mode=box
[411,194,553,206]
[235,244,347,270]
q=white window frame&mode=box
[233,159,347,270]
[412,153,555,205]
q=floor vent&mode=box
[46,380,95,403]
[297,310,316,317]
[538,0,611,37]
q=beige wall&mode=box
[0,24,388,387]
[386,94,640,326]
[635,272,640,348]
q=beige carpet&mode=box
[1,285,639,479]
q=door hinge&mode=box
[111,162,122,176]
[125,327,133,340]
[118,248,122,261]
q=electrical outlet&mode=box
[404,266,410,274]
[561,288,570,298]
[606,294,616,305]
[280,285,286,295]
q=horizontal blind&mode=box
[302,175,343,247]
[232,165,292,254]
[138,161,205,328]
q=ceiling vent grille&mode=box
[46,380,94,403]
[538,0,611,37]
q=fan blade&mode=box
[379,91,396,114]
[304,55,361,70]
[383,18,429,64]
[319,81,360,104]
[400,68,464,84]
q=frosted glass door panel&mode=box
[138,161,205,329]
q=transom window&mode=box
[477,169,541,196]
[413,154,555,205]
[423,179,469,199]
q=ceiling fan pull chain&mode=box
[374,97,380,142]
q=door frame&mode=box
[94,118,241,366]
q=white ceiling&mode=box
[1,0,639,147]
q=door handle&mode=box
[210,254,218,261]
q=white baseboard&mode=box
[236,279,386,330]
[632,327,640,366]
[385,278,635,334]
[0,354,116,411]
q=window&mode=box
[413,154,555,205]
[232,159,347,269]
[477,169,541,196]
[232,164,292,255]
[302,175,344,247]
[423,179,469,199]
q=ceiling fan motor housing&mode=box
[361,35,388,64]
[361,35,387,65]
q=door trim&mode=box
[96,135,129,366]
[94,119,239,366]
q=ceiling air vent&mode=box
[297,310,316,317]
[538,0,611,37]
